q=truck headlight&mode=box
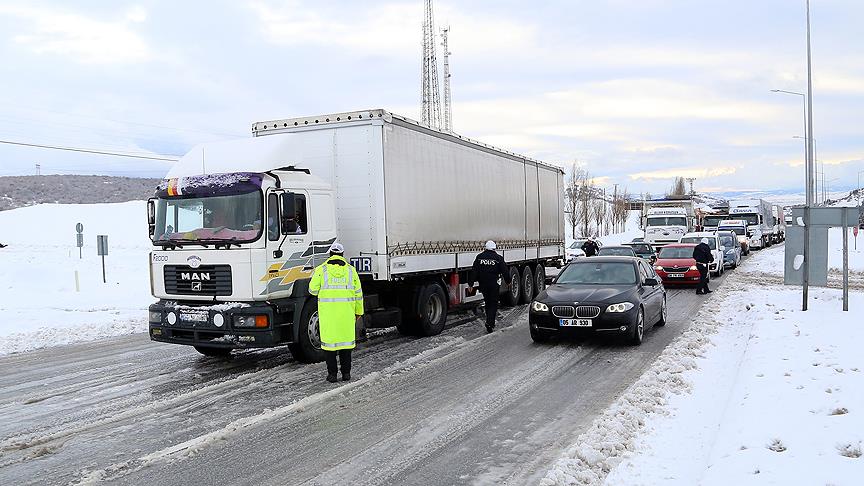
[233,315,269,328]
[531,301,549,312]
[149,311,162,323]
[166,312,177,325]
[606,302,634,313]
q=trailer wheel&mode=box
[415,283,447,336]
[520,266,534,304]
[534,265,546,296]
[288,300,326,363]
[502,267,521,307]
[194,346,232,358]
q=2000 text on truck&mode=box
[146,109,565,362]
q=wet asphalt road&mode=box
[0,268,734,485]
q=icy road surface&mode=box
[0,275,729,485]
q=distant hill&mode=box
[0,175,161,211]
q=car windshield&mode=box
[557,262,637,285]
[154,192,263,243]
[627,244,653,254]
[680,237,716,250]
[647,216,687,227]
[658,247,694,259]
[720,226,745,236]
[569,240,587,249]
[702,215,727,227]
[719,236,736,248]
[597,247,636,257]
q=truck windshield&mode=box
[737,214,760,226]
[153,192,263,243]
[719,227,745,236]
[702,216,727,227]
[647,217,686,227]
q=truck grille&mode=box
[164,265,232,296]
[576,306,601,318]
[551,306,575,318]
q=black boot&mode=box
[326,373,338,383]
[342,372,351,381]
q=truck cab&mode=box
[644,207,690,246]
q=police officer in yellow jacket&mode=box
[308,242,364,383]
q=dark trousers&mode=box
[696,264,710,293]
[480,284,499,327]
[325,349,352,375]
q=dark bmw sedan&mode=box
[529,257,667,345]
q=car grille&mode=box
[551,306,575,318]
[663,266,690,272]
[576,306,601,318]
[164,265,232,296]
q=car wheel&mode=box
[655,297,667,326]
[502,267,521,307]
[534,265,546,296]
[520,266,534,304]
[288,300,326,363]
[530,326,551,343]
[194,346,232,358]
[629,307,644,345]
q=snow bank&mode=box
[0,202,152,355]
[741,228,864,278]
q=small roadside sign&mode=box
[97,235,108,283]
[76,223,84,234]
[75,223,84,258]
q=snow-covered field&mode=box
[542,244,863,485]
[740,227,864,275]
[0,202,152,355]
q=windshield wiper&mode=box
[155,238,185,249]
[214,238,241,249]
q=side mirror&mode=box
[147,198,156,237]
[644,277,659,287]
[280,192,298,234]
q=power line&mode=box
[0,139,180,162]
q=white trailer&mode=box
[728,198,773,249]
[147,109,565,361]
[771,205,786,243]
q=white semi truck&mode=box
[771,205,786,244]
[146,109,565,362]
[728,198,773,249]
[642,198,696,246]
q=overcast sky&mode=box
[0,0,862,196]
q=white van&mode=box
[679,231,724,276]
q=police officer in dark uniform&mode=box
[470,240,509,333]
[693,238,714,295]
[581,236,599,257]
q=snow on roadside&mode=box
[0,202,152,355]
[541,247,863,485]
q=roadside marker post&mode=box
[97,235,108,284]
[75,223,84,259]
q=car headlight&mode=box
[689,265,698,271]
[606,302,634,313]
[653,265,663,271]
[531,301,549,312]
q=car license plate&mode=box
[180,311,208,323]
[560,318,592,327]
[668,273,685,278]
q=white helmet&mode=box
[329,242,345,254]
[485,240,497,250]
[701,238,710,245]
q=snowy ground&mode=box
[541,245,863,485]
[0,202,151,355]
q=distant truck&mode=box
[717,219,751,255]
[771,205,786,244]
[146,109,565,362]
[700,209,730,233]
[728,199,773,250]
[642,199,696,247]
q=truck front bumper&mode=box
[148,300,291,349]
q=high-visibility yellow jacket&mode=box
[308,255,364,351]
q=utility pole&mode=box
[685,177,696,196]
[35,163,41,175]
[421,0,442,128]
[613,183,619,232]
[440,26,453,132]
[803,0,816,311]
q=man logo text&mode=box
[181,273,211,281]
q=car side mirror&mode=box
[147,198,156,237]
[644,277,659,287]
[280,192,298,234]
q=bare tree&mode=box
[668,177,687,197]
[564,163,589,239]
[591,190,607,236]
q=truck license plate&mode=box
[180,311,208,323]
[668,273,685,278]
[560,318,592,327]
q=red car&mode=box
[653,244,701,285]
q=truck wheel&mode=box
[502,267,521,307]
[534,265,546,296]
[415,283,447,336]
[288,300,326,363]
[194,346,232,358]
[520,266,534,304]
